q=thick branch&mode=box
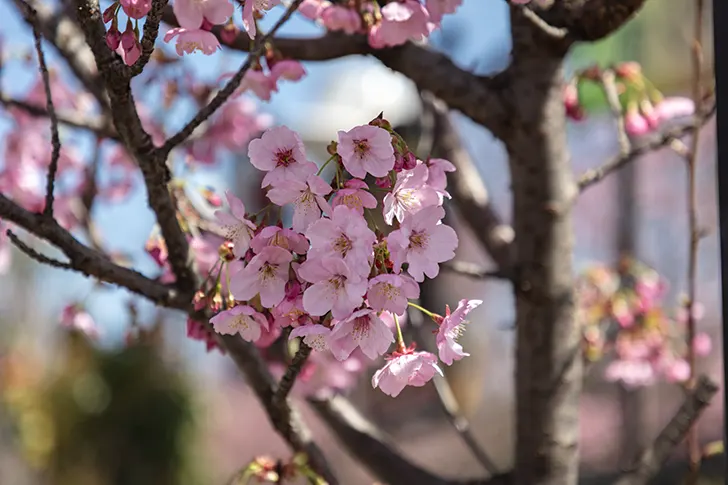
[273,344,312,406]
[536,0,648,41]
[614,376,719,485]
[72,0,195,292]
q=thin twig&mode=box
[600,68,631,156]
[577,103,716,192]
[407,299,501,476]
[130,0,168,76]
[273,343,312,405]
[6,229,73,269]
[613,376,718,485]
[684,1,705,482]
[22,1,62,217]
[442,261,511,280]
[158,0,305,154]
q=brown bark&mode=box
[505,8,581,485]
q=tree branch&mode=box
[6,229,73,270]
[130,0,168,76]
[158,0,305,154]
[273,343,312,407]
[72,0,195,293]
[613,376,719,485]
[535,0,648,42]
[442,261,511,280]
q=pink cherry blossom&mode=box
[298,257,367,319]
[229,246,292,308]
[664,358,691,383]
[210,304,269,342]
[187,318,224,353]
[337,125,396,178]
[248,126,314,187]
[173,0,233,29]
[372,350,442,397]
[250,226,309,254]
[242,0,281,39]
[298,0,329,20]
[254,319,282,348]
[367,0,431,49]
[387,205,458,282]
[290,324,332,351]
[426,157,456,194]
[267,173,332,233]
[654,97,695,123]
[436,299,482,365]
[367,274,419,315]
[272,294,307,327]
[270,60,307,83]
[328,308,394,360]
[120,0,152,19]
[164,28,221,56]
[604,359,655,388]
[321,5,362,34]
[425,0,462,24]
[238,70,278,101]
[214,191,256,257]
[692,332,712,356]
[624,109,651,136]
[382,163,440,225]
[331,178,378,215]
[60,304,100,339]
[305,205,376,277]
[117,36,141,66]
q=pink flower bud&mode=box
[624,107,651,136]
[121,26,136,50]
[375,176,392,189]
[393,152,404,172]
[103,3,117,23]
[654,97,695,123]
[403,151,417,170]
[106,26,121,50]
[285,279,302,300]
[639,99,659,129]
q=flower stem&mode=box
[316,154,337,176]
[393,313,405,350]
[408,301,436,319]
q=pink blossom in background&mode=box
[214,191,256,257]
[436,299,482,365]
[330,178,377,215]
[368,0,431,48]
[321,5,361,34]
[387,205,458,282]
[248,126,313,187]
[367,274,420,315]
[187,318,223,353]
[210,305,269,342]
[604,359,655,388]
[267,173,332,233]
[693,332,712,356]
[426,157,456,194]
[164,28,221,56]
[383,163,440,225]
[229,246,292,308]
[372,350,442,397]
[298,0,329,20]
[270,60,307,83]
[238,69,278,101]
[253,318,282,348]
[337,125,396,178]
[305,205,376,278]
[290,324,332,351]
[298,257,367,319]
[60,304,100,339]
[328,308,394,360]
[242,0,281,39]
[654,97,695,123]
[173,0,233,29]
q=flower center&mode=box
[328,275,345,290]
[231,315,251,332]
[259,262,277,280]
[351,317,371,342]
[307,334,328,351]
[376,282,399,301]
[333,233,353,257]
[275,148,295,167]
[270,231,289,250]
[409,230,428,250]
[340,193,363,210]
[353,139,370,158]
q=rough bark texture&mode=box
[505,8,582,485]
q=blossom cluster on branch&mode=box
[577,257,712,388]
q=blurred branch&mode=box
[442,261,511,280]
[577,103,716,192]
[72,0,196,293]
[423,92,514,270]
[600,69,631,157]
[0,95,117,139]
[613,376,719,485]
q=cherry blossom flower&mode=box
[60,304,100,339]
[331,178,377,215]
[426,158,456,195]
[173,0,233,29]
[248,126,315,187]
[387,205,458,282]
[693,332,712,356]
[624,106,650,136]
[382,163,440,225]
[267,173,332,233]
[187,318,223,352]
[372,350,442,397]
[367,274,420,315]
[120,0,152,19]
[230,246,292,308]
[425,0,462,24]
[290,324,332,351]
[272,294,307,328]
[270,60,307,83]
[164,28,221,56]
[250,226,309,254]
[654,97,695,123]
[243,0,282,39]
[604,359,655,388]
[436,299,482,365]
[210,304,269,342]
[321,5,361,34]
[368,0,431,49]
[298,257,367,319]
[328,309,394,360]
[298,0,329,20]
[214,191,256,257]
[337,125,396,178]
[664,358,691,383]
[239,70,278,101]
[305,205,376,277]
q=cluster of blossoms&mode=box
[564,62,695,136]
[576,257,712,388]
[238,453,326,484]
[176,115,483,397]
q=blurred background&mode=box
[0,0,723,484]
